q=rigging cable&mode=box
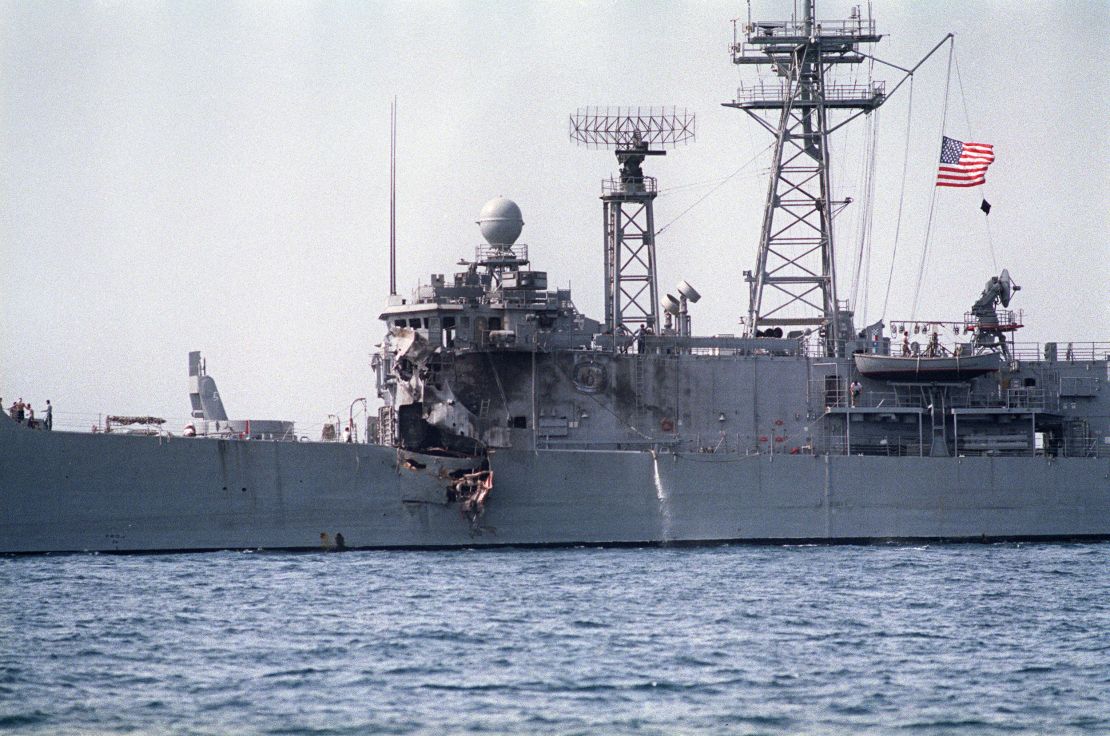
[911,37,955,320]
[658,170,765,196]
[954,52,998,273]
[848,111,870,313]
[881,75,913,318]
[861,109,879,325]
[859,49,879,325]
[850,107,879,326]
[656,140,775,236]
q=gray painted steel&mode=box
[2,413,1107,553]
[3,8,1109,554]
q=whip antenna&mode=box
[389,96,397,296]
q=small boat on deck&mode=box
[853,351,1002,381]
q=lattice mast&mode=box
[570,107,695,336]
[726,0,883,355]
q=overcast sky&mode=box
[3,1,1107,433]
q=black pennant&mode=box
[980,199,992,215]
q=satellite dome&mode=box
[477,197,524,246]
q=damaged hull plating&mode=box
[2,414,1107,553]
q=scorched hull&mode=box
[2,417,1107,553]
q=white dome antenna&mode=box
[477,197,524,249]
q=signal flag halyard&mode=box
[936,136,994,188]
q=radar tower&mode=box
[726,1,884,355]
[570,107,695,337]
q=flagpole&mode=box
[389,96,397,296]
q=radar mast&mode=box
[726,0,884,355]
[570,107,695,337]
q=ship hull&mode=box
[3,417,1107,553]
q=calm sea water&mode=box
[1,544,1107,735]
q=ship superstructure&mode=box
[373,1,1107,469]
[374,201,1108,464]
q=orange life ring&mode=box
[660,418,675,432]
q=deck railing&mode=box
[740,17,877,41]
[601,176,657,196]
[1010,341,1110,362]
[733,81,885,105]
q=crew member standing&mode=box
[45,400,53,431]
[850,380,862,407]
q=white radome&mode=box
[477,197,524,246]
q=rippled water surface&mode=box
[1,544,1108,734]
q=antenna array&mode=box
[571,106,696,338]
[570,107,695,149]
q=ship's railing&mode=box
[1009,341,1110,362]
[475,243,528,264]
[733,81,885,105]
[601,176,657,196]
[623,334,806,357]
[819,386,1052,412]
[535,438,682,452]
[15,410,339,442]
[999,387,1048,410]
[822,437,926,457]
[1058,436,1101,458]
[740,17,877,41]
[17,409,164,434]
[961,309,1021,330]
[799,337,1110,364]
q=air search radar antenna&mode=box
[570,106,695,338]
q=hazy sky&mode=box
[3,1,1108,433]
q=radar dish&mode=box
[999,268,1020,307]
[662,294,681,315]
[677,280,701,303]
[476,198,523,247]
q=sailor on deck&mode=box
[926,330,940,357]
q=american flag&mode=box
[936,136,994,188]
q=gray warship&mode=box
[2,3,1107,553]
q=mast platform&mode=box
[725,82,885,110]
[731,18,881,66]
